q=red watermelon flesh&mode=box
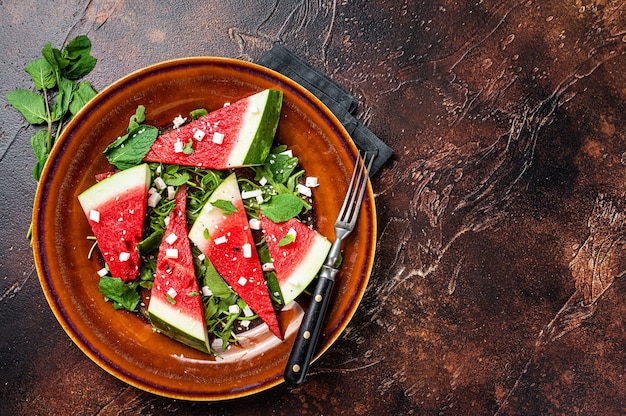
[78,164,151,282]
[147,185,210,353]
[188,173,282,339]
[142,89,282,169]
[259,214,332,305]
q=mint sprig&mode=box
[6,35,98,240]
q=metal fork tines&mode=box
[284,150,375,387]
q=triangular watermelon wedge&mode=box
[188,173,282,339]
[78,164,151,282]
[143,89,282,169]
[147,185,210,353]
[259,214,331,305]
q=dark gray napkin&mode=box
[257,45,392,176]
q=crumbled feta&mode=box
[305,176,319,187]
[154,176,167,190]
[228,304,241,314]
[262,262,275,272]
[89,209,100,223]
[197,253,206,262]
[238,276,247,286]
[212,132,224,144]
[193,129,206,141]
[223,102,230,107]
[201,285,212,296]
[240,320,251,329]
[287,227,297,239]
[119,252,131,262]
[172,115,186,129]
[97,267,108,277]
[167,287,178,299]
[214,235,228,245]
[241,189,262,199]
[249,218,261,230]
[242,243,252,258]
[259,176,268,186]
[243,305,255,317]
[148,188,161,207]
[167,185,176,200]
[164,216,170,226]
[297,184,312,197]
[281,149,294,157]
[174,139,184,153]
[165,233,178,245]
[165,248,179,259]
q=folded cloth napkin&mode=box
[257,44,392,176]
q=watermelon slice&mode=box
[147,185,210,353]
[188,173,282,339]
[78,164,151,282]
[143,89,283,169]
[259,214,331,305]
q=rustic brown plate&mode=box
[31,57,376,401]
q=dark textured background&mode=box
[1,1,625,414]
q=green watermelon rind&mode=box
[77,163,151,211]
[237,89,283,167]
[278,235,331,305]
[147,297,210,353]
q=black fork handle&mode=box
[284,265,337,387]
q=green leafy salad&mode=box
[94,106,314,351]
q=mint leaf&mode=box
[103,125,159,170]
[25,58,56,91]
[50,77,75,121]
[278,232,295,246]
[98,276,140,311]
[30,130,49,180]
[260,193,305,222]
[265,152,298,184]
[5,89,48,124]
[211,199,237,214]
[69,81,97,116]
[190,108,208,120]
[61,35,97,80]
[203,259,233,297]
[42,42,69,73]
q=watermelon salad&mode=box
[78,89,332,354]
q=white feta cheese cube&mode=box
[249,218,261,230]
[172,115,186,129]
[212,132,224,144]
[214,235,228,245]
[167,287,178,299]
[167,185,176,200]
[174,139,184,153]
[165,248,179,259]
[89,209,100,223]
[97,267,108,277]
[305,176,319,187]
[119,252,131,262]
[242,243,252,258]
[201,286,212,297]
[238,276,247,286]
[154,176,167,190]
[165,233,178,245]
[297,184,312,197]
[193,129,206,141]
[262,262,275,272]
[228,304,241,314]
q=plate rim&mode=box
[31,56,377,400]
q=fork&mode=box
[284,150,375,387]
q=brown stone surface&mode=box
[1,1,625,414]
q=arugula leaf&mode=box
[190,108,208,120]
[5,90,47,124]
[211,199,237,215]
[98,276,140,311]
[260,193,305,222]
